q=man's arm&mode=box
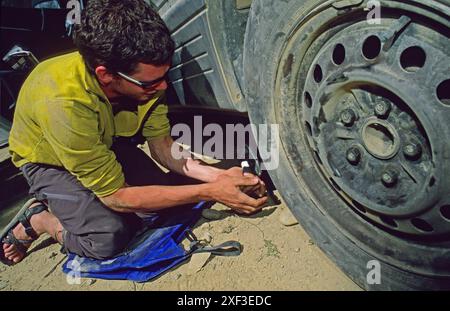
[147,135,224,183]
[100,135,268,214]
[147,135,266,196]
[99,173,267,214]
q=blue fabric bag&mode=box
[62,201,242,282]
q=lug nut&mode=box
[381,169,399,187]
[374,101,391,119]
[340,109,357,126]
[403,142,422,159]
[346,147,361,165]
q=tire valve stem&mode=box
[346,147,361,165]
[381,169,399,187]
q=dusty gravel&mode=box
[1,192,360,291]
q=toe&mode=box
[3,244,26,262]
[3,243,10,252]
[4,244,14,252]
[11,253,23,263]
[4,246,16,257]
[5,249,16,257]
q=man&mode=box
[1,0,267,264]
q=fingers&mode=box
[216,171,268,214]
[253,195,268,207]
[241,180,267,198]
[229,166,243,173]
[250,179,266,197]
[256,181,267,197]
[224,192,268,215]
[240,184,258,193]
[234,175,260,187]
[234,177,268,205]
[236,192,268,209]
[225,167,244,176]
[231,200,266,215]
[230,204,261,215]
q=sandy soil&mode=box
[0,192,361,291]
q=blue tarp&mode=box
[62,201,211,282]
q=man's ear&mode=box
[95,66,115,85]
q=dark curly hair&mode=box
[74,0,175,74]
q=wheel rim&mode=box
[277,2,450,237]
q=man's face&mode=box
[113,62,170,104]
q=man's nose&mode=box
[155,80,168,91]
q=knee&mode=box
[85,219,136,260]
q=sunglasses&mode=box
[117,71,168,89]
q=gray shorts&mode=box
[20,139,200,259]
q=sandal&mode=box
[0,198,48,265]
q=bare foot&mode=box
[2,203,50,264]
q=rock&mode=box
[82,279,96,287]
[201,209,226,221]
[187,252,211,274]
[295,248,300,253]
[278,208,298,226]
[173,273,182,280]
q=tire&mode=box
[243,0,450,290]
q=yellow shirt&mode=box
[9,52,171,197]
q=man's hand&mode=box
[208,169,268,214]
[219,167,267,199]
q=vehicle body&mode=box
[1,0,449,290]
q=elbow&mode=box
[99,187,139,213]
[99,195,123,212]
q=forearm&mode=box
[100,183,213,213]
[100,165,268,215]
[168,157,223,183]
[148,136,224,183]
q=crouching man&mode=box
[1,0,266,264]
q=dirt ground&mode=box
[0,191,361,291]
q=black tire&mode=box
[244,0,450,290]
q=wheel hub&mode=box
[299,18,450,235]
[361,118,400,160]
